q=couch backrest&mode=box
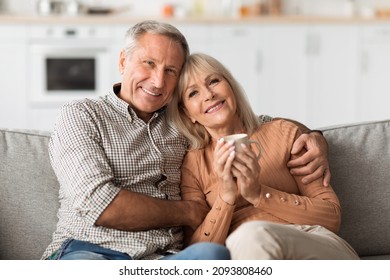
[322,119,390,258]
[0,129,60,260]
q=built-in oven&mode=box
[28,25,114,105]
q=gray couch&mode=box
[1,120,389,260]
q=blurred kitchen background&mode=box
[1,0,390,131]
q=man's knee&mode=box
[60,250,108,260]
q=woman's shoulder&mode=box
[252,118,301,152]
[258,118,300,134]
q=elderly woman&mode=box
[168,53,359,260]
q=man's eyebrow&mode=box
[167,64,179,71]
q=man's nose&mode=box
[152,69,165,88]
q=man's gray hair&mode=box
[124,20,190,59]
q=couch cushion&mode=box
[322,120,390,258]
[0,129,59,260]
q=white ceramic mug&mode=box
[223,133,262,159]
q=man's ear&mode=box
[119,49,126,75]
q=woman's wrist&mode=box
[241,184,262,206]
[219,192,236,206]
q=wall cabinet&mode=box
[305,25,359,128]
[0,25,28,130]
[357,25,390,123]
[253,25,308,125]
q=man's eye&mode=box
[145,60,154,66]
[166,68,177,76]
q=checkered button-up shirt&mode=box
[42,85,188,260]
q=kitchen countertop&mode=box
[1,13,390,25]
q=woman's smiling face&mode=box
[181,71,238,135]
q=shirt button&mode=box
[280,197,286,202]
[204,232,210,236]
[265,193,271,199]
[215,206,221,210]
[210,219,216,224]
[294,200,300,206]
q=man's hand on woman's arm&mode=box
[287,131,331,187]
[269,116,331,187]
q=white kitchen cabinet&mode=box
[305,25,359,128]
[357,25,390,123]
[252,25,308,123]
[251,24,360,129]
[176,23,210,54]
[0,25,28,129]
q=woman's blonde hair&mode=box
[168,53,260,150]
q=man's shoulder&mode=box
[62,96,106,109]
[258,118,300,141]
[59,96,111,117]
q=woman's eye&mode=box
[209,78,220,85]
[188,90,198,98]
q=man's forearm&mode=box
[95,189,197,231]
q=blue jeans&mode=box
[53,239,230,260]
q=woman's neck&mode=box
[208,118,246,140]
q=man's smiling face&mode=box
[118,33,185,122]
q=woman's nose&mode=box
[204,89,215,101]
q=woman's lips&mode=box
[205,101,224,113]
